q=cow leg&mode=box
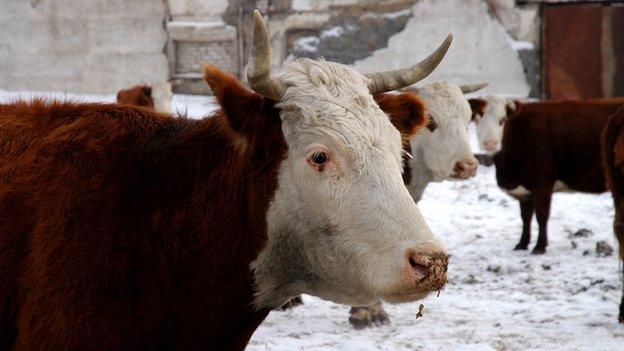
[532,188,553,255]
[514,198,534,250]
[349,306,373,329]
[620,270,624,324]
[369,301,390,326]
[349,301,391,329]
[615,197,624,323]
[279,295,304,310]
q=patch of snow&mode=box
[293,36,320,54]
[321,26,344,39]
[503,31,535,52]
[360,9,412,20]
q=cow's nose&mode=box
[453,159,478,178]
[404,244,448,287]
[483,140,499,151]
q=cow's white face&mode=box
[252,59,448,309]
[410,82,478,181]
[474,96,511,154]
[151,82,173,113]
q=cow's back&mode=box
[0,100,171,349]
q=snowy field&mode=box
[1,90,623,350]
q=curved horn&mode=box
[459,82,489,94]
[365,34,453,94]
[246,10,285,101]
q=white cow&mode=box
[404,82,486,202]
[348,81,488,328]
[469,96,517,154]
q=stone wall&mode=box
[0,0,169,94]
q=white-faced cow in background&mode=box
[346,81,488,328]
[403,82,487,202]
[469,96,517,154]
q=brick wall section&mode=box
[175,41,237,74]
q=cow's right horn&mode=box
[460,82,489,94]
[365,34,453,94]
[246,10,285,101]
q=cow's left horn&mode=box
[365,34,453,94]
[246,10,285,101]
[460,82,489,94]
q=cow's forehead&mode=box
[276,59,399,154]
[418,82,471,121]
[485,96,507,116]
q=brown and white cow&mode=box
[402,82,486,201]
[116,82,172,113]
[345,82,487,328]
[0,11,451,350]
[494,99,624,254]
[600,105,624,324]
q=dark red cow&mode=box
[494,99,624,254]
[117,84,154,108]
[117,82,172,113]
[0,11,452,350]
[601,105,624,323]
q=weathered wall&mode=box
[0,0,169,95]
[351,0,530,96]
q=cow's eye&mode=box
[311,152,328,165]
[499,117,508,126]
[426,116,438,132]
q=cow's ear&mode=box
[375,92,427,140]
[506,100,519,117]
[468,98,487,121]
[203,64,265,134]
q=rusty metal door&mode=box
[543,2,624,100]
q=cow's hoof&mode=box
[531,247,546,255]
[279,296,304,310]
[369,301,391,326]
[349,306,373,329]
[514,244,528,251]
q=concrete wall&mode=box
[352,0,530,96]
[0,0,168,94]
[262,0,535,97]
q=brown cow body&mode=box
[494,99,624,254]
[116,84,154,108]
[117,83,173,113]
[600,105,624,323]
[0,76,282,349]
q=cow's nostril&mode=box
[407,253,430,279]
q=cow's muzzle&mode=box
[452,159,478,179]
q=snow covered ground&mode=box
[1,90,623,350]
